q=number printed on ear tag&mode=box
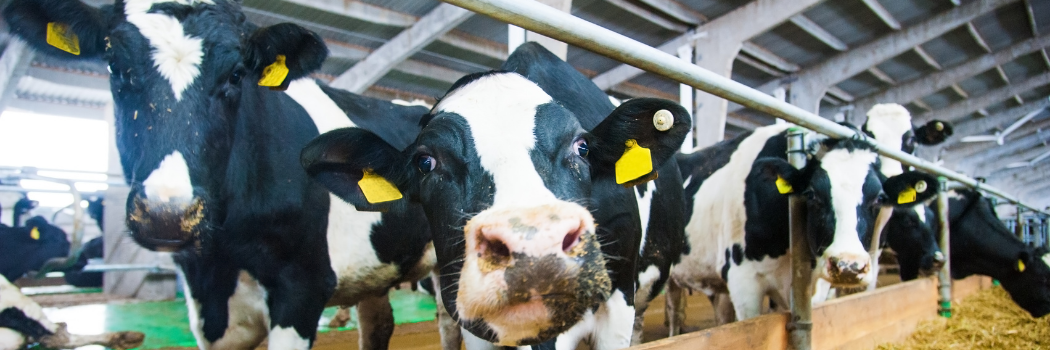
[358,169,402,204]
[258,55,289,87]
[615,139,653,185]
[775,175,793,194]
[47,22,80,55]
[898,186,917,204]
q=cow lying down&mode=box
[0,275,145,350]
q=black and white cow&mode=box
[0,274,145,350]
[499,42,688,346]
[670,123,939,324]
[0,216,70,282]
[860,103,955,281]
[5,1,436,349]
[883,188,1050,317]
[302,42,691,349]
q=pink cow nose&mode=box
[467,203,591,263]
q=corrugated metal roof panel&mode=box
[803,0,891,47]
[972,2,1036,51]
[919,27,986,68]
[1001,53,1050,82]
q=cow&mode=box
[860,104,954,282]
[301,42,691,349]
[0,216,70,282]
[883,187,1050,317]
[0,274,145,350]
[4,1,437,349]
[669,122,940,325]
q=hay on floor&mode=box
[878,286,1050,350]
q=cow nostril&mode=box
[479,234,511,260]
[562,228,582,252]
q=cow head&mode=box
[883,203,944,280]
[862,103,953,176]
[943,190,1050,317]
[302,72,690,345]
[4,0,327,251]
[754,139,939,287]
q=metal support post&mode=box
[936,177,952,318]
[787,127,811,350]
[1016,206,1025,240]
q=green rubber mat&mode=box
[40,289,438,349]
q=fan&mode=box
[961,107,1046,145]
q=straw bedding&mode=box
[878,287,1050,349]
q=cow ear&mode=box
[751,158,803,195]
[882,171,939,207]
[587,98,691,186]
[301,128,413,212]
[246,23,328,89]
[3,0,111,59]
[914,120,953,145]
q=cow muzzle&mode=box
[823,253,871,286]
[456,202,611,346]
[126,189,204,252]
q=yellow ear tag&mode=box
[258,55,289,87]
[30,227,40,240]
[358,169,402,204]
[46,22,80,55]
[615,139,653,185]
[898,186,917,204]
[1018,260,1026,272]
[775,175,793,194]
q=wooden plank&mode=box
[952,275,993,301]
[627,313,788,350]
[812,277,938,350]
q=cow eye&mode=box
[574,138,589,158]
[229,70,243,85]
[417,155,436,175]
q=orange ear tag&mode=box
[358,169,402,204]
[46,22,80,55]
[615,139,653,185]
[258,55,289,87]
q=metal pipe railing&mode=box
[438,0,1048,216]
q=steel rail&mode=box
[437,0,1048,216]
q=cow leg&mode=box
[663,278,686,336]
[432,273,462,350]
[328,306,351,329]
[0,328,25,349]
[709,292,736,325]
[356,293,394,350]
[266,267,334,350]
[37,323,145,350]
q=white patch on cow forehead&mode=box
[1041,253,1050,269]
[143,150,194,203]
[283,79,357,133]
[435,73,557,207]
[125,2,207,101]
[865,104,913,177]
[819,148,878,259]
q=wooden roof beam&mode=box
[868,67,896,85]
[966,22,992,52]
[914,46,943,70]
[741,42,800,73]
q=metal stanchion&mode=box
[936,177,952,318]
[1016,207,1025,240]
[786,127,811,350]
